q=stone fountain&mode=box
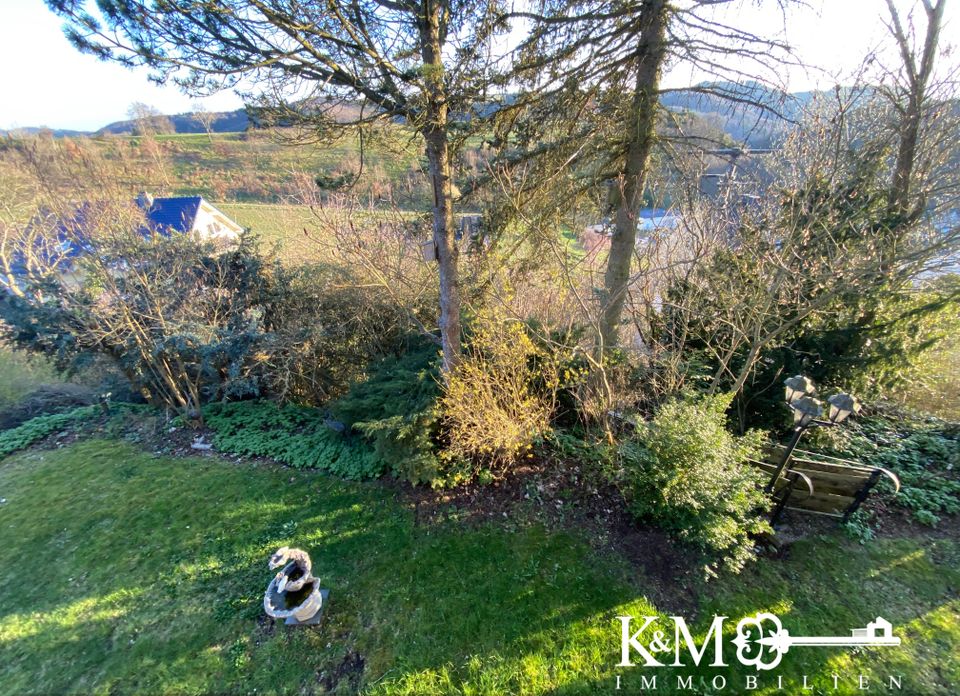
[263,547,328,626]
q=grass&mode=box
[216,202,323,254]
[155,130,421,181]
[27,129,487,212]
[85,130,429,207]
[1,438,958,694]
[215,202,427,263]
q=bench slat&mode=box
[785,506,843,519]
[790,468,870,496]
[750,444,898,522]
[795,492,856,514]
[764,445,868,467]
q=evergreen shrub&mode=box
[331,342,443,484]
[612,393,771,577]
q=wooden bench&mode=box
[749,446,900,524]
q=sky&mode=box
[0,0,243,131]
[0,0,956,132]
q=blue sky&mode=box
[0,0,955,132]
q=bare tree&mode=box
[191,101,218,142]
[655,81,960,410]
[127,102,174,136]
[882,0,949,218]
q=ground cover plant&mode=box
[806,411,960,528]
[197,341,445,483]
[1,439,957,695]
[202,400,383,480]
[0,403,101,458]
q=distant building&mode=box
[137,193,243,244]
[3,194,244,293]
[636,208,682,235]
[584,208,682,241]
[698,148,775,199]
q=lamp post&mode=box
[826,393,859,424]
[765,376,860,492]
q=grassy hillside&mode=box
[216,202,321,250]
[89,130,429,206]
[216,202,428,264]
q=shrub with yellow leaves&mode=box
[440,307,559,471]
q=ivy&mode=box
[807,414,960,526]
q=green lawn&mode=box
[217,202,325,255]
[217,203,425,254]
[1,439,957,694]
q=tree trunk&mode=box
[889,100,922,217]
[885,0,944,219]
[424,126,461,373]
[419,3,461,373]
[598,0,669,352]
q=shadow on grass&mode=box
[1,439,957,695]
[366,528,960,695]
[0,440,637,693]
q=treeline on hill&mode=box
[1,0,958,577]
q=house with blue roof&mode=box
[2,195,244,294]
[137,193,243,243]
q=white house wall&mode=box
[193,201,243,243]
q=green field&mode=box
[215,202,428,264]
[217,202,323,251]
[87,130,431,206]
[1,437,957,695]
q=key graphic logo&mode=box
[618,613,902,670]
[733,613,901,671]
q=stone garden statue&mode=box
[263,546,328,625]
